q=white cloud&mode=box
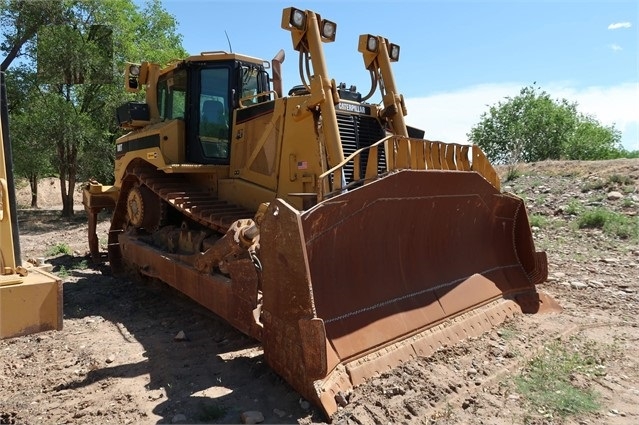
[608,22,632,30]
[404,82,639,151]
[404,83,521,144]
[610,43,623,51]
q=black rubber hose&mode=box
[0,71,22,266]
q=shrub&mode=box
[46,243,72,256]
[565,199,582,215]
[529,214,548,228]
[505,165,522,182]
[608,174,633,186]
[580,179,606,193]
[577,208,638,239]
[514,340,601,418]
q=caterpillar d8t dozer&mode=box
[83,7,560,418]
[0,72,63,339]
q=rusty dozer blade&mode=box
[258,169,560,418]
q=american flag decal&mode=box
[297,161,308,170]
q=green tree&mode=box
[0,0,69,72]
[2,0,186,216]
[564,114,623,160]
[621,149,639,159]
[468,85,624,164]
[8,92,55,207]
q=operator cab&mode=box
[157,54,271,165]
[118,53,271,166]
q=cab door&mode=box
[187,65,232,164]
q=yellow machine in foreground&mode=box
[84,7,559,418]
[0,73,62,339]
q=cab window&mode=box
[157,69,187,120]
[240,66,260,106]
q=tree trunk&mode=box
[58,174,71,217]
[57,141,72,217]
[59,139,77,218]
[66,174,76,217]
[62,190,74,216]
[62,177,75,217]
[29,173,38,208]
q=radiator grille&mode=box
[336,112,386,184]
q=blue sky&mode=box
[159,0,638,150]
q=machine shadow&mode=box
[58,260,323,424]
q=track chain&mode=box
[129,165,254,233]
[107,161,255,271]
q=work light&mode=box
[321,20,336,41]
[129,64,140,76]
[366,35,378,52]
[290,8,306,30]
[389,43,400,61]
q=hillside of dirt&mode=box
[2,158,638,425]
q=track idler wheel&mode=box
[126,184,162,231]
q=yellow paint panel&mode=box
[0,268,62,339]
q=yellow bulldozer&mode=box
[83,7,560,418]
[0,72,63,339]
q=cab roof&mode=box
[159,51,267,74]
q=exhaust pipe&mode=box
[271,49,285,98]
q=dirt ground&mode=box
[2,159,638,424]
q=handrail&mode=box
[319,135,393,180]
[200,51,229,55]
[238,90,279,107]
[317,136,501,201]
